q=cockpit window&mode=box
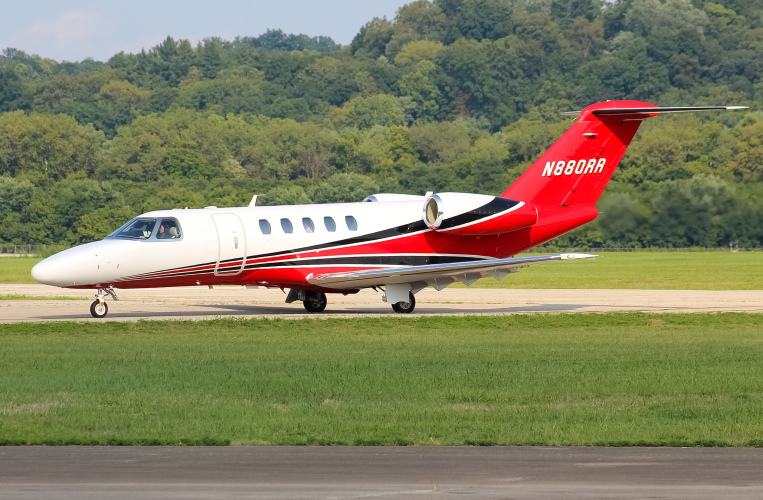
[111,218,156,240]
[156,218,182,240]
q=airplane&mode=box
[31,100,746,317]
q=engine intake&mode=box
[423,194,444,229]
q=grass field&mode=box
[457,251,763,289]
[0,295,85,300]
[1,314,762,446]
[0,257,41,284]
[3,252,762,289]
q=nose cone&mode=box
[31,258,54,285]
[31,241,114,287]
[32,252,79,287]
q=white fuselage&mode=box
[31,195,501,289]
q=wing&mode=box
[306,253,596,290]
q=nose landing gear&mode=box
[90,300,108,318]
[90,287,118,318]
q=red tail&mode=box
[501,101,745,246]
[502,100,659,210]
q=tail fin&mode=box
[501,101,745,210]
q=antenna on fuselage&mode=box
[248,194,265,208]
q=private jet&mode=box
[31,100,745,316]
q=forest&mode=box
[1,0,762,249]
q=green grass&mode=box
[455,252,763,289]
[0,295,85,300]
[1,314,762,446]
[2,253,762,289]
[0,257,41,284]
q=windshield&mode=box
[110,218,157,240]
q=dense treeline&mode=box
[1,0,763,248]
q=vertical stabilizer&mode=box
[501,100,658,211]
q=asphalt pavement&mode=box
[1,446,762,499]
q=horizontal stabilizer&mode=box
[562,106,747,116]
[307,253,596,289]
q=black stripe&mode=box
[438,197,519,230]
[133,197,519,276]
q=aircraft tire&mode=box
[303,292,327,313]
[391,293,415,314]
[90,300,108,318]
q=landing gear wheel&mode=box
[90,300,108,318]
[303,292,327,313]
[391,293,416,314]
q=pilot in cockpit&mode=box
[157,220,180,239]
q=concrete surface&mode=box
[1,446,762,499]
[1,285,762,323]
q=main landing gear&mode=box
[286,289,327,313]
[391,292,416,314]
[90,287,118,318]
[303,291,327,313]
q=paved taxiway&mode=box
[1,446,762,499]
[1,284,762,322]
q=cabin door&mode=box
[211,213,247,276]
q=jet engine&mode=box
[363,193,427,203]
[422,192,538,235]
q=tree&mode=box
[351,18,395,58]
[310,173,380,203]
[331,94,406,130]
[176,65,265,115]
[94,80,151,135]
[76,206,137,243]
[451,0,513,42]
[0,111,104,179]
[399,60,443,123]
[624,0,709,37]
[386,1,448,57]
[395,40,444,65]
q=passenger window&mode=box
[345,215,358,231]
[156,218,182,240]
[302,217,315,233]
[281,218,293,234]
[259,219,271,235]
[324,216,336,232]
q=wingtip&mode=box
[560,253,598,260]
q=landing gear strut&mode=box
[90,287,118,318]
[391,292,416,314]
[303,291,327,313]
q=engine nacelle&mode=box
[422,192,538,235]
[364,193,427,203]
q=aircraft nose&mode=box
[31,256,69,287]
[31,241,110,287]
